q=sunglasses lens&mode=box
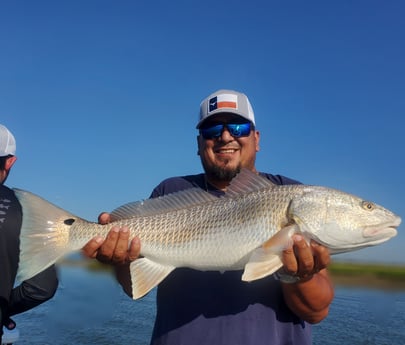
[200,122,252,139]
[227,123,251,137]
[200,124,224,139]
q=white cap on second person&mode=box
[197,89,255,128]
[0,124,16,157]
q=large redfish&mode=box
[14,169,400,299]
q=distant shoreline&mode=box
[61,258,405,291]
[329,261,405,291]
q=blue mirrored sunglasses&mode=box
[200,122,253,140]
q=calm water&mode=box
[9,267,405,345]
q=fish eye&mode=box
[361,201,375,211]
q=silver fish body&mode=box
[14,169,400,299]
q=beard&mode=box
[203,160,241,182]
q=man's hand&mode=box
[81,212,141,265]
[279,235,334,323]
[281,234,330,281]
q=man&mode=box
[83,90,334,344]
[0,124,59,343]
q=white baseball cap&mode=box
[197,89,255,128]
[0,124,16,157]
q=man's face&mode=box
[197,114,260,183]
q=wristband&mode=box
[274,270,301,283]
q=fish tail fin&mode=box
[13,188,79,282]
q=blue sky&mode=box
[1,1,404,264]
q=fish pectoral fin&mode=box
[242,249,283,282]
[242,224,300,282]
[262,224,299,250]
[129,258,175,300]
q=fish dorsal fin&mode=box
[110,188,218,220]
[224,169,275,198]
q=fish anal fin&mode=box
[242,224,299,282]
[130,258,175,299]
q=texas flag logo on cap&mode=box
[209,93,238,113]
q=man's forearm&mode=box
[281,269,334,324]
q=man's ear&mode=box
[255,130,260,152]
[5,156,17,170]
[196,135,201,156]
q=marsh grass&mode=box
[62,256,405,290]
[329,261,405,290]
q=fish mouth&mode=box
[363,216,401,240]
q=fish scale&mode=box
[14,169,400,299]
